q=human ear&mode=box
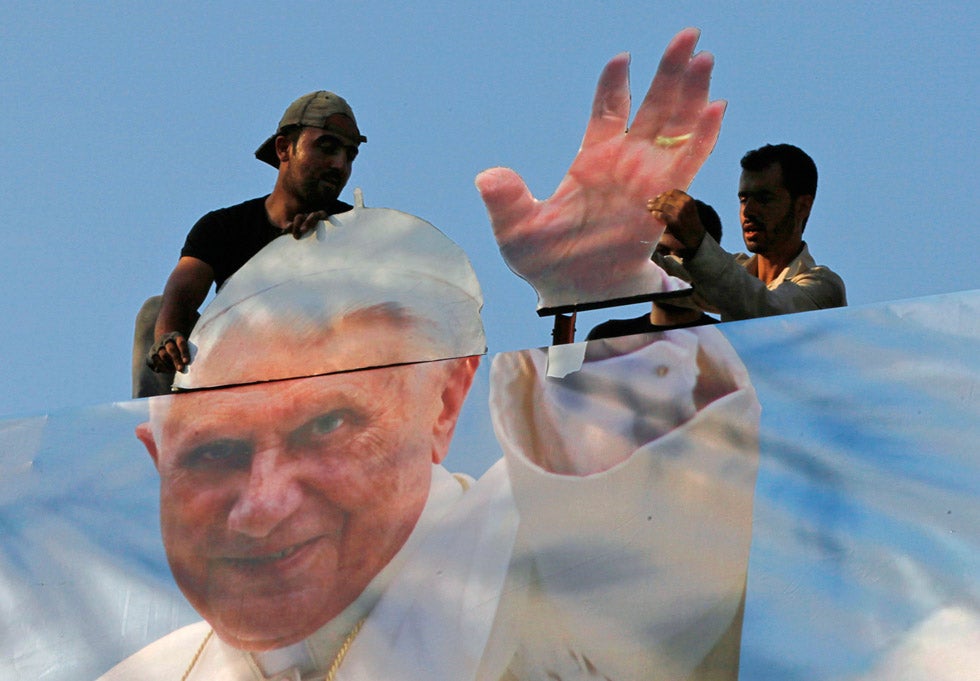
[274,134,292,165]
[430,356,480,464]
[136,421,161,468]
[794,194,814,231]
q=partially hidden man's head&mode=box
[137,207,484,651]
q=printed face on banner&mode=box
[135,323,760,678]
[138,320,477,651]
[134,203,487,653]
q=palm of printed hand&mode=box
[476,28,725,312]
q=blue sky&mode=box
[1,1,976,417]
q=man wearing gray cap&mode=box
[133,91,367,397]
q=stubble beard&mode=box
[298,175,342,211]
[285,164,347,212]
[745,204,796,256]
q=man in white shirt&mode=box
[649,144,846,321]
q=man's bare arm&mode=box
[149,256,214,373]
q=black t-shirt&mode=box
[181,196,353,289]
[586,312,718,341]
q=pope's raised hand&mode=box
[475,28,725,312]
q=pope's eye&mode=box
[289,410,352,449]
[310,412,345,436]
[182,439,251,470]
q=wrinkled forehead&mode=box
[185,307,433,389]
[148,355,455,459]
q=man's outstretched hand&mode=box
[475,28,725,312]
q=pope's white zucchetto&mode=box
[173,203,486,391]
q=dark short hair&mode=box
[740,144,817,199]
[279,124,304,146]
[267,125,306,163]
[694,200,723,243]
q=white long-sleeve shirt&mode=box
[657,237,846,321]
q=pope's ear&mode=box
[430,356,480,464]
[136,422,161,467]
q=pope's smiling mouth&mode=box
[222,536,322,568]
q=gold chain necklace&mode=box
[323,618,366,681]
[181,619,366,681]
[180,629,213,681]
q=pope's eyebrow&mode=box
[178,438,252,470]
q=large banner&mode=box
[4,29,977,681]
[2,289,977,680]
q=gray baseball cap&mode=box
[255,91,367,168]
